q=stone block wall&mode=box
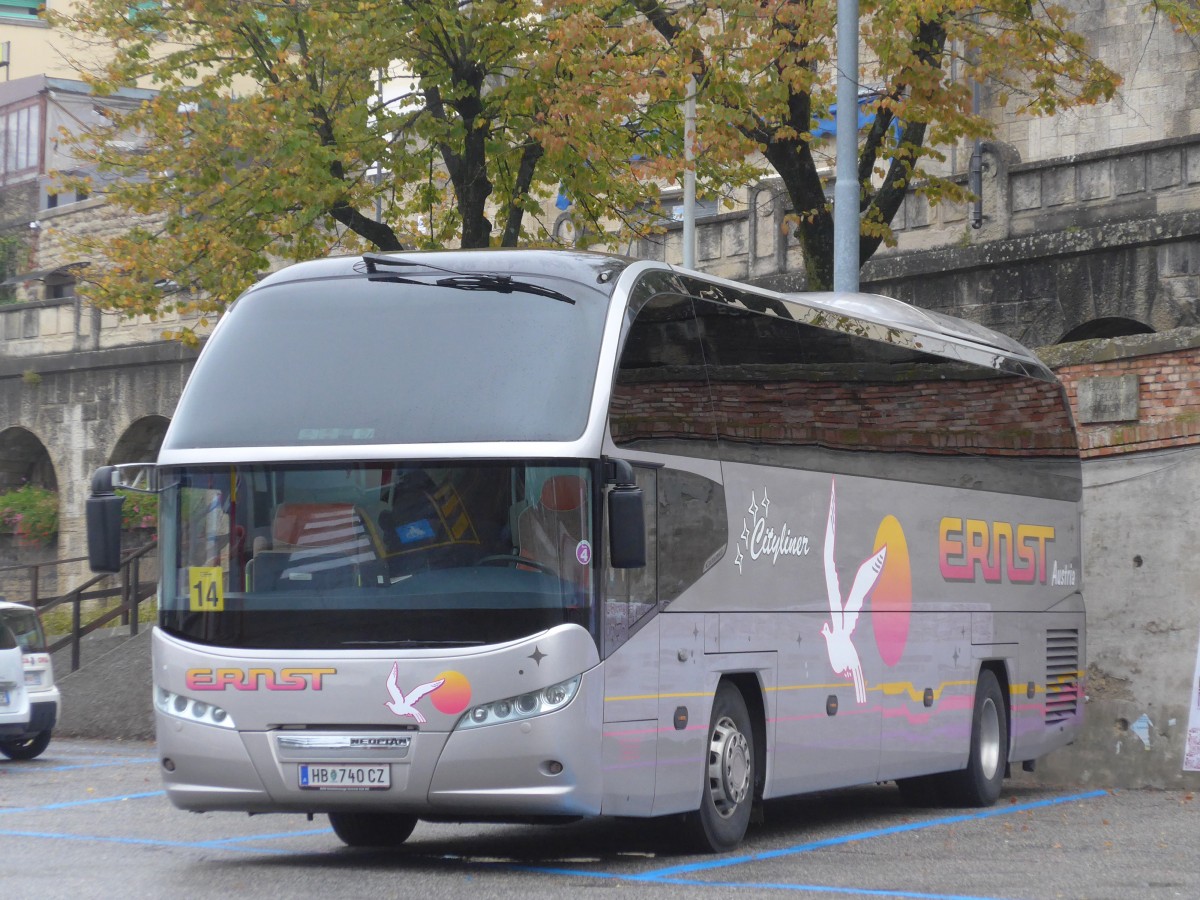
[986,0,1200,163]
[630,134,1200,349]
[1020,328,1200,789]
[2,197,208,356]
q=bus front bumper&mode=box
[156,670,604,817]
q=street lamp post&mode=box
[833,0,860,292]
[682,76,697,270]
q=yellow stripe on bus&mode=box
[604,673,1080,705]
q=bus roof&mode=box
[245,248,634,295]
[786,291,1037,363]
[249,250,1043,367]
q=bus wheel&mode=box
[945,668,1007,807]
[684,682,755,853]
[0,730,52,761]
[328,811,417,848]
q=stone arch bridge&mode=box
[0,315,197,578]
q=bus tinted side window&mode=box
[692,297,1080,500]
[608,292,727,619]
[610,293,718,457]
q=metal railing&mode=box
[0,542,158,673]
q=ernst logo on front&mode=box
[734,488,811,573]
[186,667,336,691]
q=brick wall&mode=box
[1042,326,1200,458]
[612,367,1077,456]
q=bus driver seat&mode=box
[516,475,590,583]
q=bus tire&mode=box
[0,729,52,761]
[683,682,755,853]
[945,668,1007,807]
[328,811,418,848]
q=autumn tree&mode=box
[54,0,724,332]
[627,0,1121,289]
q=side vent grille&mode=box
[1045,628,1081,726]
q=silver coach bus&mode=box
[87,250,1084,852]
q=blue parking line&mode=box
[1,757,159,773]
[655,878,1017,899]
[632,789,1109,881]
[0,828,300,855]
[200,827,333,847]
[0,775,1112,895]
[504,789,1109,898]
[0,789,165,815]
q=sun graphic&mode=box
[430,670,472,715]
[872,515,912,667]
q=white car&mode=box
[0,619,31,748]
[0,600,59,760]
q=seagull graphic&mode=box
[383,662,444,723]
[820,480,887,705]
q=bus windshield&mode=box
[158,462,598,650]
[161,271,612,450]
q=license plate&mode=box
[0,689,8,706]
[299,764,390,790]
[25,672,42,687]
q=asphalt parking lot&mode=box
[1,738,1197,900]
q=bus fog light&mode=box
[456,675,582,730]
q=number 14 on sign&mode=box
[189,567,225,612]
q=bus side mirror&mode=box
[87,466,125,574]
[606,458,645,569]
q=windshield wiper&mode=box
[361,254,575,304]
[362,254,461,276]
[433,274,575,304]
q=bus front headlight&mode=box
[456,675,581,730]
[155,686,236,729]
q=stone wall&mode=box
[2,197,207,355]
[985,0,1200,163]
[626,135,1200,349]
[0,342,197,568]
[1010,327,1200,789]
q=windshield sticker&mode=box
[397,519,437,544]
[576,540,592,566]
[733,488,811,573]
[186,667,337,691]
[384,665,472,722]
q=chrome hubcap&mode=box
[978,697,1001,780]
[707,716,751,818]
